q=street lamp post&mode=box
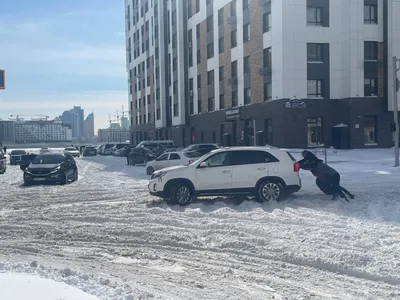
[393,57,400,166]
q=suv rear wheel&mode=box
[257,180,283,202]
[169,184,193,206]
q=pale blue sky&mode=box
[0,0,128,130]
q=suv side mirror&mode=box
[198,161,207,168]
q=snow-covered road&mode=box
[0,149,399,299]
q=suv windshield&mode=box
[65,148,77,151]
[32,155,64,164]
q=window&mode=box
[172,10,176,25]
[148,113,151,122]
[188,0,192,18]
[263,47,272,68]
[156,108,161,120]
[307,80,323,97]
[218,8,224,26]
[243,56,250,74]
[169,153,181,160]
[242,0,250,10]
[264,119,272,145]
[231,30,237,48]
[196,24,200,38]
[173,58,177,71]
[203,152,231,167]
[189,48,193,67]
[218,37,224,53]
[231,0,237,16]
[197,75,201,89]
[243,88,251,105]
[243,24,250,42]
[307,43,323,62]
[147,75,150,86]
[208,97,215,112]
[198,97,202,114]
[158,154,169,161]
[307,6,322,26]
[196,0,200,13]
[219,94,225,109]
[174,103,179,116]
[364,116,377,145]
[155,25,158,38]
[364,78,377,96]
[231,150,279,166]
[231,60,238,77]
[364,41,378,60]
[147,95,151,105]
[172,34,177,48]
[364,3,378,24]
[207,70,214,85]
[207,42,214,59]
[145,1,149,13]
[145,20,149,32]
[156,67,159,79]
[263,12,271,32]
[219,66,224,81]
[173,81,178,94]
[197,49,201,64]
[207,15,213,32]
[232,91,238,107]
[307,117,323,147]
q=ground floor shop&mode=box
[132,97,395,149]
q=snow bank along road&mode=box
[0,149,399,299]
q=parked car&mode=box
[128,147,156,166]
[182,144,219,156]
[145,151,202,175]
[136,140,174,151]
[103,144,115,156]
[64,147,80,158]
[162,147,184,154]
[148,147,301,206]
[112,143,130,156]
[97,145,106,155]
[82,146,97,157]
[39,147,51,154]
[9,150,27,165]
[22,152,78,185]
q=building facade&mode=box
[125,0,400,149]
[14,120,72,143]
[0,121,15,143]
[84,112,95,138]
[97,124,130,143]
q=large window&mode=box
[263,47,272,68]
[307,79,323,98]
[364,78,377,96]
[307,43,323,62]
[218,8,224,26]
[243,24,250,42]
[207,42,214,59]
[364,41,378,60]
[207,70,214,86]
[364,116,377,145]
[231,30,237,48]
[208,97,215,112]
[244,88,251,105]
[232,91,238,107]
[364,3,378,24]
[243,56,250,74]
[307,117,323,147]
[218,37,224,53]
[264,82,272,102]
[307,7,322,26]
[231,60,238,77]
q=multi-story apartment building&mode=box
[0,121,15,143]
[97,123,131,143]
[14,120,72,143]
[125,0,400,148]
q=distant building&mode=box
[84,112,95,138]
[61,107,85,139]
[61,110,73,126]
[14,120,72,143]
[0,121,15,143]
[120,116,130,129]
[98,124,130,143]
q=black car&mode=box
[128,147,156,165]
[83,146,97,157]
[10,150,27,165]
[182,144,219,156]
[22,153,78,185]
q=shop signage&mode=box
[285,98,307,109]
[225,108,240,120]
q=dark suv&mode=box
[22,153,78,185]
[83,146,97,157]
[10,150,27,165]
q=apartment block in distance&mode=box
[125,0,400,149]
[14,120,72,143]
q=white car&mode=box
[64,147,80,158]
[145,151,202,175]
[39,147,51,154]
[148,147,301,206]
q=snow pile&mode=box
[0,272,100,300]
[1,148,400,299]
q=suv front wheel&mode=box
[257,180,283,202]
[169,184,193,206]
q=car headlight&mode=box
[50,166,61,174]
[151,171,167,180]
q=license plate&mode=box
[33,178,46,181]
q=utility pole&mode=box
[393,57,399,166]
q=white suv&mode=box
[148,147,301,205]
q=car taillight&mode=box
[293,162,300,172]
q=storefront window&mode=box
[364,116,377,145]
[307,117,323,147]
